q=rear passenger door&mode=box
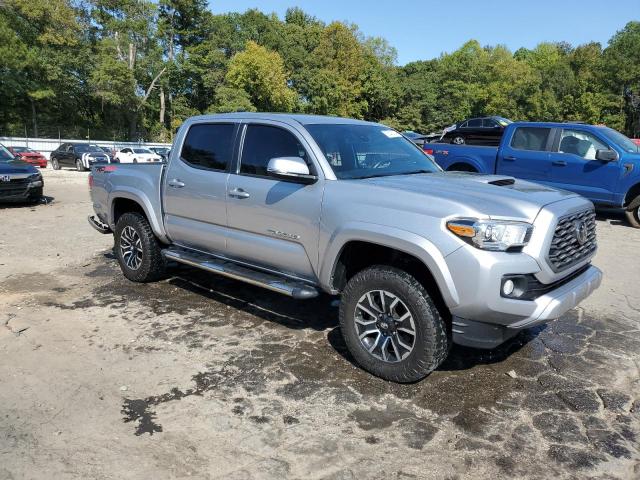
[497,126,553,183]
[163,122,238,254]
[225,122,323,280]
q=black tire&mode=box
[51,158,61,170]
[76,158,86,172]
[339,265,450,383]
[114,212,166,282]
[133,158,138,164]
[624,197,640,228]
[451,135,465,145]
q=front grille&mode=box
[0,178,30,197]
[548,209,597,272]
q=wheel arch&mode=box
[320,225,460,309]
[624,182,640,209]
[109,190,169,243]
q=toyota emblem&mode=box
[574,220,588,245]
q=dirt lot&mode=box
[1,168,639,479]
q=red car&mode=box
[8,146,48,168]
[632,139,640,146]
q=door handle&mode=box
[552,160,567,167]
[168,178,185,188]
[229,187,250,199]
[503,156,516,161]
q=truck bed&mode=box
[90,163,166,235]
[430,143,498,174]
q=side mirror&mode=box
[595,149,617,162]
[267,157,317,184]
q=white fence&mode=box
[0,136,172,160]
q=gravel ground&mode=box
[0,167,639,479]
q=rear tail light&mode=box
[88,173,94,188]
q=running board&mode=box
[162,247,319,300]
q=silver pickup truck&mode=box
[88,113,602,382]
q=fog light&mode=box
[502,279,515,296]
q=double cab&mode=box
[88,113,602,382]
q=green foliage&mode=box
[0,4,638,140]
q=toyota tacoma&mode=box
[88,113,602,382]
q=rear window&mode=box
[510,127,551,151]
[181,123,235,171]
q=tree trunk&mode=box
[159,86,166,125]
[128,43,136,70]
[29,98,38,138]
[128,113,137,141]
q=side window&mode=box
[459,121,468,128]
[180,123,235,171]
[240,125,309,177]
[483,118,498,128]
[510,127,551,151]
[467,118,482,128]
[558,129,609,160]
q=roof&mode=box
[188,112,380,127]
[510,121,608,129]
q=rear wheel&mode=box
[625,196,640,228]
[51,158,60,170]
[339,265,450,383]
[114,212,166,282]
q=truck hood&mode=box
[357,172,580,222]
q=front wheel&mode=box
[452,135,465,145]
[76,159,86,172]
[625,197,640,228]
[51,158,61,170]
[339,265,450,383]
[114,212,166,282]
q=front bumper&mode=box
[0,179,44,202]
[451,264,602,348]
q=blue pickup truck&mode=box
[430,122,640,227]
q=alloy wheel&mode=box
[354,290,416,363]
[120,226,143,270]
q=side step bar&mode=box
[88,215,112,234]
[162,247,319,300]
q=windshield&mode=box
[600,127,639,153]
[305,124,441,179]
[76,144,103,153]
[0,145,15,162]
[133,148,153,154]
[13,146,30,153]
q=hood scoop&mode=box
[487,177,516,186]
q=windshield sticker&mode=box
[381,130,402,138]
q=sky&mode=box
[208,0,639,65]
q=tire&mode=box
[339,265,450,383]
[625,197,640,228]
[76,158,86,172]
[114,212,166,282]
[51,158,61,170]
[452,135,465,145]
[133,158,138,164]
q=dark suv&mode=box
[441,116,512,146]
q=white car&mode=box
[115,147,162,164]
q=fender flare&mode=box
[319,222,460,308]
[108,188,169,243]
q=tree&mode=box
[224,41,296,112]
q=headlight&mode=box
[447,218,532,251]
[28,173,42,180]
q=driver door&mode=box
[225,122,323,280]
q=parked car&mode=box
[88,113,601,383]
[440,116,513,146]
[431,121,640,227]
[115,147,162,164]
[149,147,170,161]
[98,146,117,162]
[632,139,640,146]
[50,143,110,171]
[7,146,47,168]
[0,144,44,203]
